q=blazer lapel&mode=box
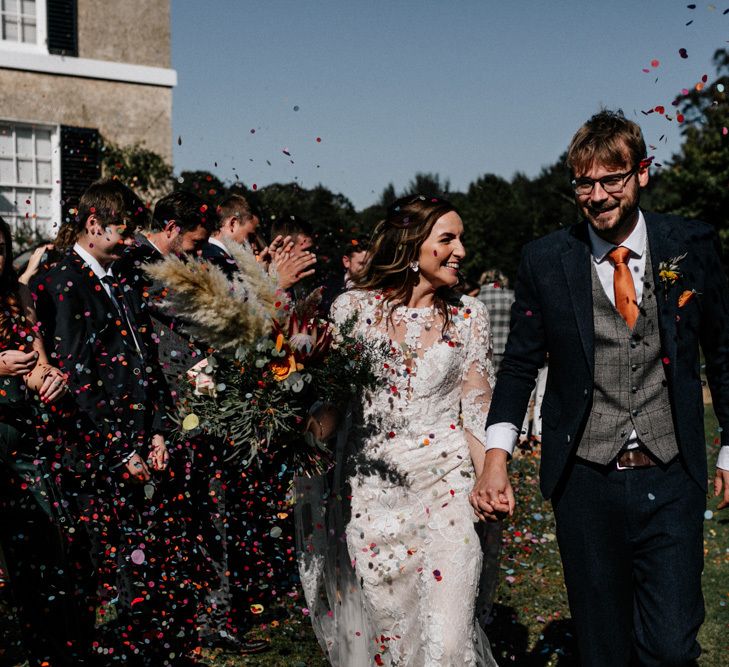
[645,213,683,384]
[561,222,594,375]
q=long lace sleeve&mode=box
[461,298,496,444]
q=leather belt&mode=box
[615,448,657,469]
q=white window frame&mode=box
[0,0,48,54]
[0,119,61,241]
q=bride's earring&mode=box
[409,261,419,273]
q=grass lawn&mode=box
[2,410,728,666]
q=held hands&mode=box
[469,448,515,522]
[714,467,729,510]
[36,366,68,404]
[122,435,169,483]
[0,349,38,376]
[148,433,169,472]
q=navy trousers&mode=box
[552,457,705,667]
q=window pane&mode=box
[0,188,14,212]
[0,158,12,182]
[21,0,35,15]
[15,190,32,217]
[0,126,11,157]
[35,130,51,157]
[3,0,19,14]
[15,128,32,157]
[3,18,19,41]
[36,160,51,185]
[16,158,33,184]
[35,191,51,216]
[21,19,35,44]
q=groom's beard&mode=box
[582,197,640,243]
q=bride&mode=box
[297,195,498,666]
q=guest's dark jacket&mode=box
[201,239,238,279]
[39,249,172,470]
[115,235,206,400]
[486,212,729,497]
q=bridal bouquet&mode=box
[144,242,383,475]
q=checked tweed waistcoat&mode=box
[577,243,680,465]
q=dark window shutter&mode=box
[47,0,78,56]
[60,126,101,223]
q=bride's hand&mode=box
[470,449,515,521]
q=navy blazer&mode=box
[486,212,729,498]
[200,240,239,279]
[40,250,172,468]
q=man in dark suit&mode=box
[39,179,203,665]
[201,193,260,278]
[471,110,729,666]
[117,190,214,404]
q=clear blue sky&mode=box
[171,1,729,210]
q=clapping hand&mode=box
[267,234,317,289]
[18,244,53,285]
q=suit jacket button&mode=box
[632,409,640,417]
[583,389,589,396]
[631,364,638,371]
[631,386,638,393]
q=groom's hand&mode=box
[714,467,729,510]
[470,448,515,520]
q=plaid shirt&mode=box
[477,283,515,373]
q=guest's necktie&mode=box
[102,275,144,356]
[608,246,639,329]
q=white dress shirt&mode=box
[208,236,229,254]
[484,212,729,471]
[73,242,114,294]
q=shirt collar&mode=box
[208,237,228,253]
[587,209,646,263]
[73,242,114,281]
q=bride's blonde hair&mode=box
[354,194,461,330]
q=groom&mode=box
[472,109,729,666]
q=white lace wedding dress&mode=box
[296,289,498,666]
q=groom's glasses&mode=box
[571,167,638,196]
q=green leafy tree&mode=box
[650,49,729,251]
[101,140,174,204]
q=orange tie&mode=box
[608,246,639,329]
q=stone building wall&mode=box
[0,69,172,160]
[77,0,171,68]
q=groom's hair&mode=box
[566,109,647,176]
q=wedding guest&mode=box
[319,237,371,313]
[117,190,215,400]
[473,109,729,666]
[476,269,513,375]
[202,194,261,278]
[269,214,317,299]
[38,179,202,665]
[0,216,81,666]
